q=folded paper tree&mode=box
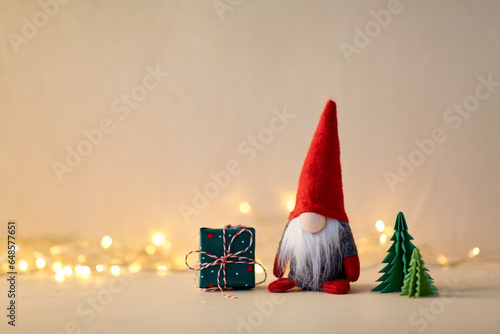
[400,248,439,297]
[372,212,416,293]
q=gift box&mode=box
[198,227,255,289]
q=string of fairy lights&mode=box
[0,230,176,281]
[0,199,498,281]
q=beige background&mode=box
[1,0,500,266]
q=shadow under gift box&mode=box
[199,227,255,289]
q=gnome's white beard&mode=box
[278,217,344,290]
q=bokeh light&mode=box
[111,265,121,275]
[437,254,448,265]
[35,258,46,269]
[239,202,251,214]
[19,260,28,271]
[145,245,156,255]
[52,262,63,272]
[152,233,165,246]
[63,266,73,276]
[469,247,480,258]
[101,236,113,249]
[55,270,65,282]
[375,220,385,232]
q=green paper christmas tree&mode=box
[372,212,416,293]
[400,248,438,297]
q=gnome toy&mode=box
[268,100,360,294]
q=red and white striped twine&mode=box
[185,227,267,299]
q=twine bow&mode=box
[185,227,266,299]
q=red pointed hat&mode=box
[288,100,349,222]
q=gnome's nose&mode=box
[299,212,327,234]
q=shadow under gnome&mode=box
[269,100,360,294]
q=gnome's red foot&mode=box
[268,278,299,292]
[321,279,350,294]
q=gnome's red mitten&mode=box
[273,253,284,278]
[343,255,360,282]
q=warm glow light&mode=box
[286,199,296,212]
[81,266,91,276]
[96,265,104,272]
[162,240,172,250]
[469,247,480,258]
[55,270,65,282]
[152,233,165,246]
[437,254,448,265]
[49,245,61,256]
[111,265,121,275]
[63,266,73,276]
[255,265,264,274]
[175,256,187,270]
[77,255,87,263]
[157,265,168,271]
[375,220,385,232]
[379,234,387,244]
[19,260,28,271]
[35,258,46,269]
[239,202,251,214]
[101,236,113,249]
[53,262,63,272]
[128,262,141,273]
[145,245,156,255]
